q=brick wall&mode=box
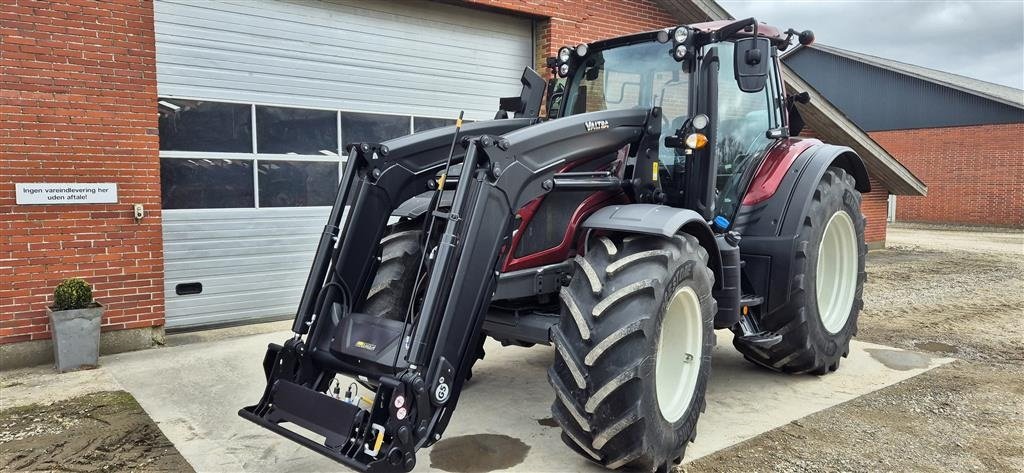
[862,176,888,245]
[0,0,162,345]
[798,128,889,245]
[871,123,1024,228]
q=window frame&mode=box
[158,96,458,210]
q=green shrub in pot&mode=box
[52,278,94,311]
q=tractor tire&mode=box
[549,233,716,472]
[734,166,867,375]
[363,224,423,322]
[363,219,486,380]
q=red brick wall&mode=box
[871,124,1024,228]
[798,128,889,245]
[862,176,888,245]
[1,0,163,345]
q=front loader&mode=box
[241,18,869,472]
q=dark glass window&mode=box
[340,112,410,146]
[160,158,254,209]
[258,161,338,207]
[256,106,338,155]
[158,99,252,152]
[413,117,456,133]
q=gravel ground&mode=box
[686,225,1024,472]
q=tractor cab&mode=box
[546,19,811,226]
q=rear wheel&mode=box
[549,233,716,471]
[734,167,866,374]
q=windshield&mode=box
[563,41,690,167]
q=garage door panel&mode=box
[157,5,530,65]
[156,0,533,119]
[167,286,305,311]
[165,263,312,282]
[164,235,318,251]
[168,303,301,328]
[156,48,526,100]
[166,270,308,295]
[210,0,531,51]
[157,66,504,112]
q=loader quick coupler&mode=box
[241,341,430,472]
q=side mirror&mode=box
[733,37,770,92]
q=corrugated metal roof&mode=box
[653,0,926,195]
[789,43,1024,110]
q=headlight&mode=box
[692,114,709,130]
[558,47,572,63]
[673,27,689,43]
[673,45,688,60]
[575,43,588,57]
[558,63,570,77]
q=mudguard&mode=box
[581,204,724,292]
[733,142,869,315]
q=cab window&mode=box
[713,43,782,220]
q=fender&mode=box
[733,141,870,315]
[581,204,724,293]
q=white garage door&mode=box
[156,0,533,328]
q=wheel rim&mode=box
[655,286,703,423]
[816,210,858,334]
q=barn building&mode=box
[783,43,1024,228]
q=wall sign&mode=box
[15,183,119,205]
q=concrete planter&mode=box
[47,302,103,372]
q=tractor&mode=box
[240,18,868,472]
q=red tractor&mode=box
[241,18,867,472]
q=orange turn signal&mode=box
[685,133,708,149]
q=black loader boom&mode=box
[240,68,658,472]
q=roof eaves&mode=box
[782,67,927,196]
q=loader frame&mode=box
[241,107,659,472]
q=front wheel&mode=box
[549,233,716,472]
[734,166,867,374]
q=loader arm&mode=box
[240,107,654,472]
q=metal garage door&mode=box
[156,0,533,328]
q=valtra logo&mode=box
[584,119,610,132]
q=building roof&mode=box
[653,0,927,196]
[798,43,1024,110]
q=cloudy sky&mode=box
[719,1,1024,90]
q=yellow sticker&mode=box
[437,173,447,190]
[455,118,463,128]
[374,429,385,452]
[652,161,659,181]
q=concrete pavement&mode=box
[93,329,952,472]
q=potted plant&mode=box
[47,278,103,372]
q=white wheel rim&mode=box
[655,286,703,423]
[816,211,858,334]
